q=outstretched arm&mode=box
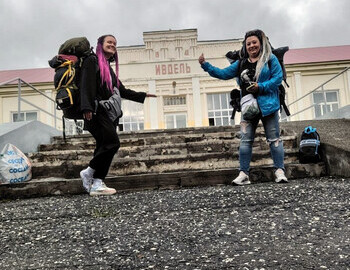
[119,80,157,102]
[199,53,239,80]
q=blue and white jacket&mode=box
[201,54,283,117]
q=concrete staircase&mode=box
[21,125,325,193]
[0,125,327,199]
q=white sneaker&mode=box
[232,171,251,185]
[275,168,288,183]
[80,167,94,192]
[89,179,116,196]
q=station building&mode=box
[0,29,349,134]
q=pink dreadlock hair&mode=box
[96,35,119,92]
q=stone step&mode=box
[51,126,243,144]
[46,125,276,149]
[40,131,243,151]
[31,148,299,179]
[31,135,297,162]
[39,133,236,151]
[0,163,327,199]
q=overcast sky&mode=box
[1,0,349,71]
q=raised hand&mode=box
[198,53,206,65]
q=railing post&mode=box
[321,86,328,116]
[1,77,61,128]
[54,104,57,129]
[17,78,22,121]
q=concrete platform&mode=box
[0,176,348,269]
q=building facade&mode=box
[116,29,245,131]
[284,46,350,121]
[0,29,349,134]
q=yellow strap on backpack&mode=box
[66,88,73,105]
[56,60,76,90]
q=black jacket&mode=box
[79,54,147,113]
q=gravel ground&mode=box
[0,176,349,270]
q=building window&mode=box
[207,93,234,126]
[165,113,187,129]
[118,99,144,131]
[163,96,186,106]
[12,111,38,122]
[65,119,84,135]
[313,91,339,118]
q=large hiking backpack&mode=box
[271,46,290,116]
[49,54,83,119]
[58,37,91,57]
[226,46,291,118]
[48,37,94,138]
[49,37,93,119]
[299,126,322,164]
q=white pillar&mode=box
[0,96,3,123]
[294,72,303,121]
[45,90,53,127]
[192,77,202,127]
[345,69,350,105]
[148,80,158,129]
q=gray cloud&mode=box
[0,0,349,70]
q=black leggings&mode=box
[84,109,120,180]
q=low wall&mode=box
[0,121,60,154]
[281,119,350,177]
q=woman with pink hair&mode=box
[79,34,156,196]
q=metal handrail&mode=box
[0,77,22,86]
[288,67,349,107]
[0,77,60,127]
[282,66,350,121]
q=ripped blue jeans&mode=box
[239,110,285,174]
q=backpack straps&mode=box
[237,58,246,77]
[279,85,291,116]
[56,60,76,90]
[62,116,67,142]
[268,59,291,116]
[304,126,317,134]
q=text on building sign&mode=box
[155,63,191,75]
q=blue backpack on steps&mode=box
[299,126,322,164]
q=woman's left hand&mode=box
[83,111,93,121]
[246,82,259,94]
[146,94,157,98]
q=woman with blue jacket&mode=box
[199,29,288,185]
